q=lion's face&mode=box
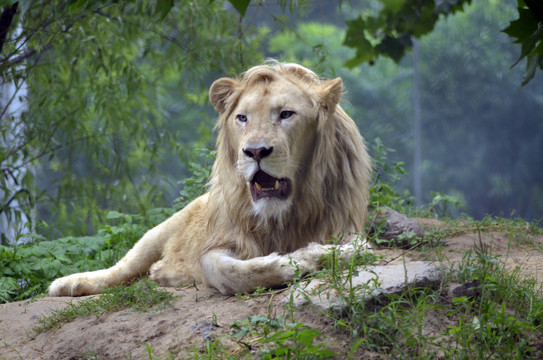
[231,80,319,217]
[210,64,343,219]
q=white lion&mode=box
[48,62,372,296]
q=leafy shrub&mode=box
[369,138,415,213]
[174,147,215,209]
[0,211,149,303]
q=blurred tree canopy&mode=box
[0,0,266,241]
[0,0,542,243]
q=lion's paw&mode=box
[313,238,370,266]
[149,261,167,285]
[332,243,358,259]
[149,260,187,287]
[288,243,330,271]
[48,274,102,297]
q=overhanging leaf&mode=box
[380,0,404,14]
[228,0,250,17]
[522,54,541,86]
[525,0,543,21]
[343,17,376,67]
[376,35,412,63]
[155,0,173,21]
[503,8,538,43]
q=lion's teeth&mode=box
[274,180,280,190]
[255,182,263,191]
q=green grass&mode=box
[366,213,543,253]
[317,219,543,359]
[442,241,543,359]
[32,278,174,334]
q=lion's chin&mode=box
[252,197,292,219]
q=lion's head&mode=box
[207,62,371,257]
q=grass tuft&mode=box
[33,279,174,334]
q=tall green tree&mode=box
[0,0,265,241]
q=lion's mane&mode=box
[205,62,372,259]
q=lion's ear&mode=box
[209,78,239,114]
[318,78,343,112]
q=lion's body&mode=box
[48,62,371,296]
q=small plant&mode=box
[443,239,543,359]
[428,191,465,218]
[188,315,335,360]
[230,315,334,359]
[370,230,424,249]
[317,240,383,320]
[190,337,236,360]
[174,148,216,210]
[369,138,415,213]
[235,286,280,300]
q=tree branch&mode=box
[0,189,32,216]
[0,3,18,55]
[4,47,36,66]
[0,68,26,121]
[1,7,90,72]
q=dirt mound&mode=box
[1,224,542,359]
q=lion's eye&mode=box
[279,110,295,120]
[236,114,248,123]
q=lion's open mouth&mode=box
[250,170,291,201]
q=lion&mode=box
[48,62,372,296]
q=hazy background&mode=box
[1,0,542,242]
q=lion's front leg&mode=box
[201,242,356,295]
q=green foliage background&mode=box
[1,0,266,239]
[1,0,543,302]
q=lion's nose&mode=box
[242,147,273,162]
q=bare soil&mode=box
[1,221,542,360]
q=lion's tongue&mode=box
[250,170,291,201]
